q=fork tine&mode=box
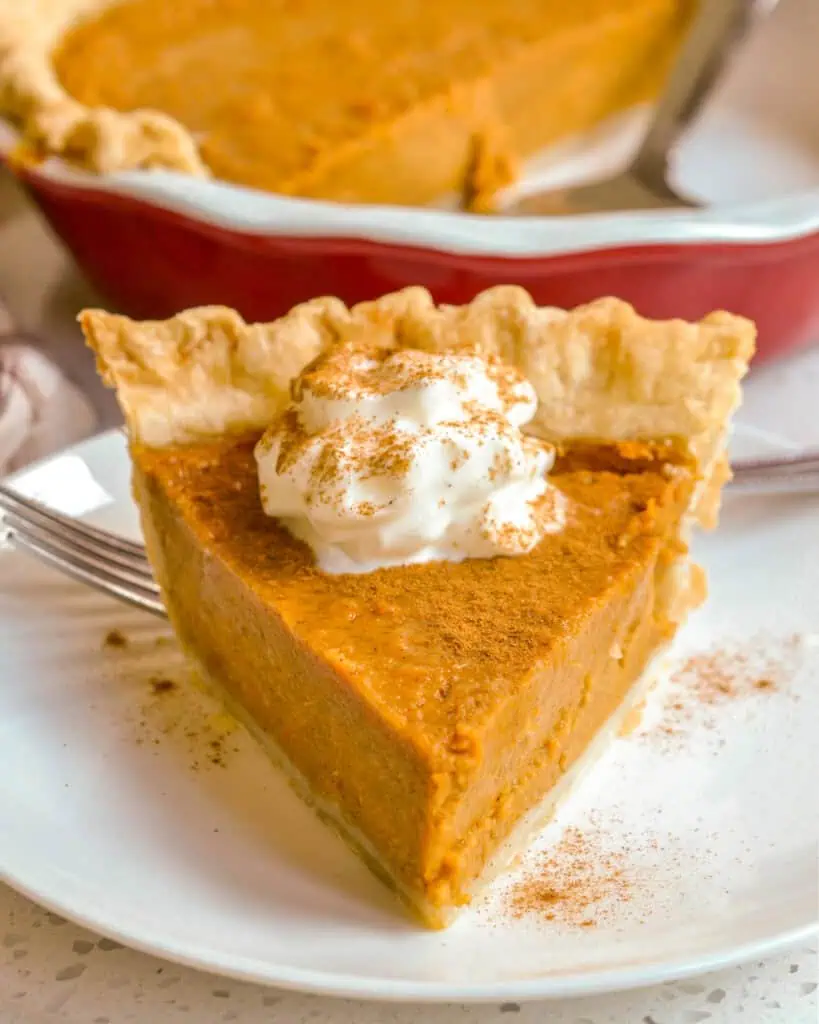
[5,525,166,617]
[4,514,158,589]
[731,451,819,478]
[730,451,819,493]
[729,473,819,494]
[0,501,151,575]
[0,483,147,559]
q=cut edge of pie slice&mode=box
[80,288,755,927]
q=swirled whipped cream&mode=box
[254,344,564,573]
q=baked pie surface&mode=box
[1,0,692,207]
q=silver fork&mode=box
[2,452,819,617]
[0,482,164,617]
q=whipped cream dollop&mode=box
[254,344,564,573]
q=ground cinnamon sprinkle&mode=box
[129,672,240,772]
[676,648,771,703]
[507,825,630,927]
[150,677,176,695]
[138,435,684,738]
[502,634,807,928]
[102,628,128,649]
[638,634,801,751]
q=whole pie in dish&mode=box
[81,287,753,927]
[1,0,692,208]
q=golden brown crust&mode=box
[0,0,207,175]
[81,286,755,526]
[80,300,348,447]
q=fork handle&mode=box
[631,0,781,185]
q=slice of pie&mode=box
[81,287,754,927]
[1,0,693,208]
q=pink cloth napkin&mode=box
[0,300,97,476]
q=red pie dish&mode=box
[1,0,817,362]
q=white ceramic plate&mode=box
[1,375,818,1001]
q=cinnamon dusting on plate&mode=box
[102,628,128,649]
[637,633,802,751]
[129,669,240,772]
[150,676,176,695]
[506,825,630,927]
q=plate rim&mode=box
[2,858,816,1002]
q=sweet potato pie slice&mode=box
[81,287,754,927]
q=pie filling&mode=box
[3,0,692,206]
[80,288,754,927]
[134,436,695,924]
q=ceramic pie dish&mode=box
[0,0,818,361]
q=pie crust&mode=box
[0,0,207,177]
[83,286,755,525]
